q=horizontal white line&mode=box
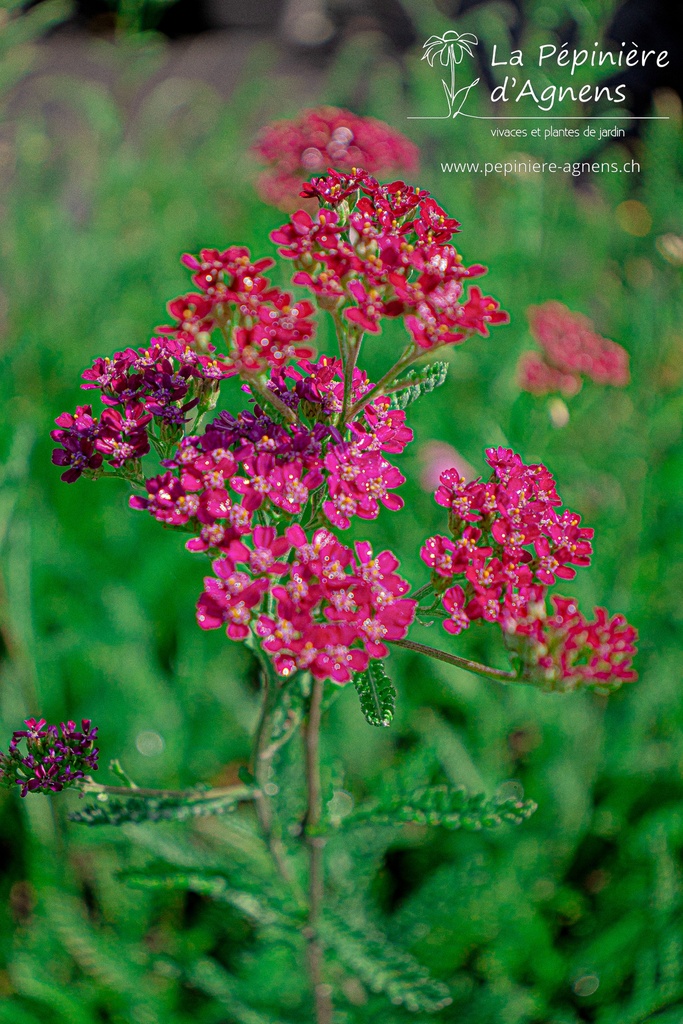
[408,114,670,120]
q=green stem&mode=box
[78,781,255,801]
[344,347,417,425]
[303,676,333,1024]
[245,375,300,426]
[388,638,518,684]
[332,311,350,365]
[411,582,435,602]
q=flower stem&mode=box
[79,781,255,801]
[388,637,518,683]
[245,374,300,426]
[411,582,435,602]
[344,347,417,425]
[303,676,332,1024]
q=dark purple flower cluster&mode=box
[0,718,98,796]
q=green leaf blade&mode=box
[353,660,397,728]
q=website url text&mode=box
[441,159,641,177]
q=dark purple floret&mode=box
[51,434,103,483]
[0,717,99,797]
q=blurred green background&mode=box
[1,0,682,1021]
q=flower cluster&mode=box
[507,596,638,693]
[272,169,508,352]
[51,249,318,481]
[0,718,98,796]
[518,301,630,397]
[420,447,637,691]
[252,107,420,210]
[197,527,415,682]
[129,356,412,550]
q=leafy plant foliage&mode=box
[344,782,538,831]
[353,660,397,728]
[322,911,453,1014]
[69,788,252,826]
[390,361,449,410]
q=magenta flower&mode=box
[197,528,415,684]
[51,405,103,482]
[420,535,467,578]
[442,586,469,635]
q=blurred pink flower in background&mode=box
[517,351,583,398]
[252,106,420,210]
[419,440,476,493]
[517,301,630,397]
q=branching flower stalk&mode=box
[388,638,518,683]
[2,165,638,1024]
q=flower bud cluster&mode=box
[518,301,630,397]
[0,718,99,796]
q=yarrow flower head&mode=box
[419,446,637,691]
[252,107,420,210]
[197,527,415,682]
[272,170,508,352]
[127,355,413,569]
[506,596,639,694]
[518,301,630,397]
[0,718,98,796]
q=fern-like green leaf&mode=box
[120,869,300,932]
[69,788,253,826]
[322,911,452,1014]
[344,783,537,830]
[390,361,449,410]
[353,660,397,728]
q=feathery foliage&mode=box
[390,361,449,410]
[344,782,537,831]
[322,911,453,1014]
[69,787,254,826]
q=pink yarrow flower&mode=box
[517,301,630,396]
[197,526,416,683]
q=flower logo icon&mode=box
[421,30,479,118]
